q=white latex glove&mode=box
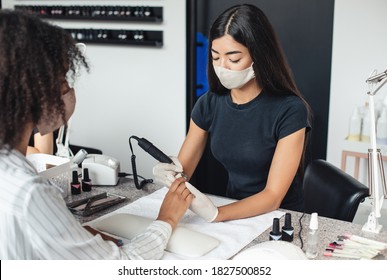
[152,156,183,187]
[185,182,218,222]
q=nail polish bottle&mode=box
[82,168,92,192]
[269,218,282,241]
[282,213,294,242]
[71,170,81,195]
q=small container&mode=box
[71,170,81,195]
[305,212,319,259]
[82,168,92,192]
[361,105,370,142]
[347,107,362,141]
[269,218,282,241]
[72,149,88,167]
[377,107,387,145]
[281,213,294,242]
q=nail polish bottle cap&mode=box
[283,212,293,230]
[83,168,90,181]
[310,212,318,230]
[72,170,79,183]
[271,218,280,234]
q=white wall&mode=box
[3,0,187,179]
[328,0,387,177]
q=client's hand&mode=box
[157,177,193,229]
[185,182,219,222]
[152,156,183,187]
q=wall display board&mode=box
[14,4,163,46]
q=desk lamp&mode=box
[362,69,387,233]
[55,43,87,159]
[56,121,73,158]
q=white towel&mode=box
[90,187,284,259]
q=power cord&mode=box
[118,172,148,181]
[128,136,153,189]
[298,212,305,249]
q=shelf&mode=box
[343,140,387,155]
[15,5,163,23]
[66,28,163,47]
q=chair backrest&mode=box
[69,144,103,155]
[303,159,369,222]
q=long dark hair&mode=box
[0,10,89,149]
[207,4,312,175]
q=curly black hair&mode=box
[0,9,89,149]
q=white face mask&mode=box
[213,63,255,89]
[37,88,76,135]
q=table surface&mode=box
[65,177,387,260]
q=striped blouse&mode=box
[0,148,172,260]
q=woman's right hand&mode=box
[152,156,184,187]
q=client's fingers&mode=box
[175,184,192,200]
[169,177,186,192]
[180,186,192,199]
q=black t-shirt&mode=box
[191,90,311,211]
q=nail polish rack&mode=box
[14,5,163,22]
[14,5,164,47]
[66,28,163,47]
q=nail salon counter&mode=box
[65,177,387,260]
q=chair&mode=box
[69,144,103,155]
[303,159,370,222]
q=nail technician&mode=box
[154,4,312,222]
[0,10,193,260]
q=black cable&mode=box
[129,135,140,155]
[118,172,147,181]
[298,212,305,249]
[128,136,153,189]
